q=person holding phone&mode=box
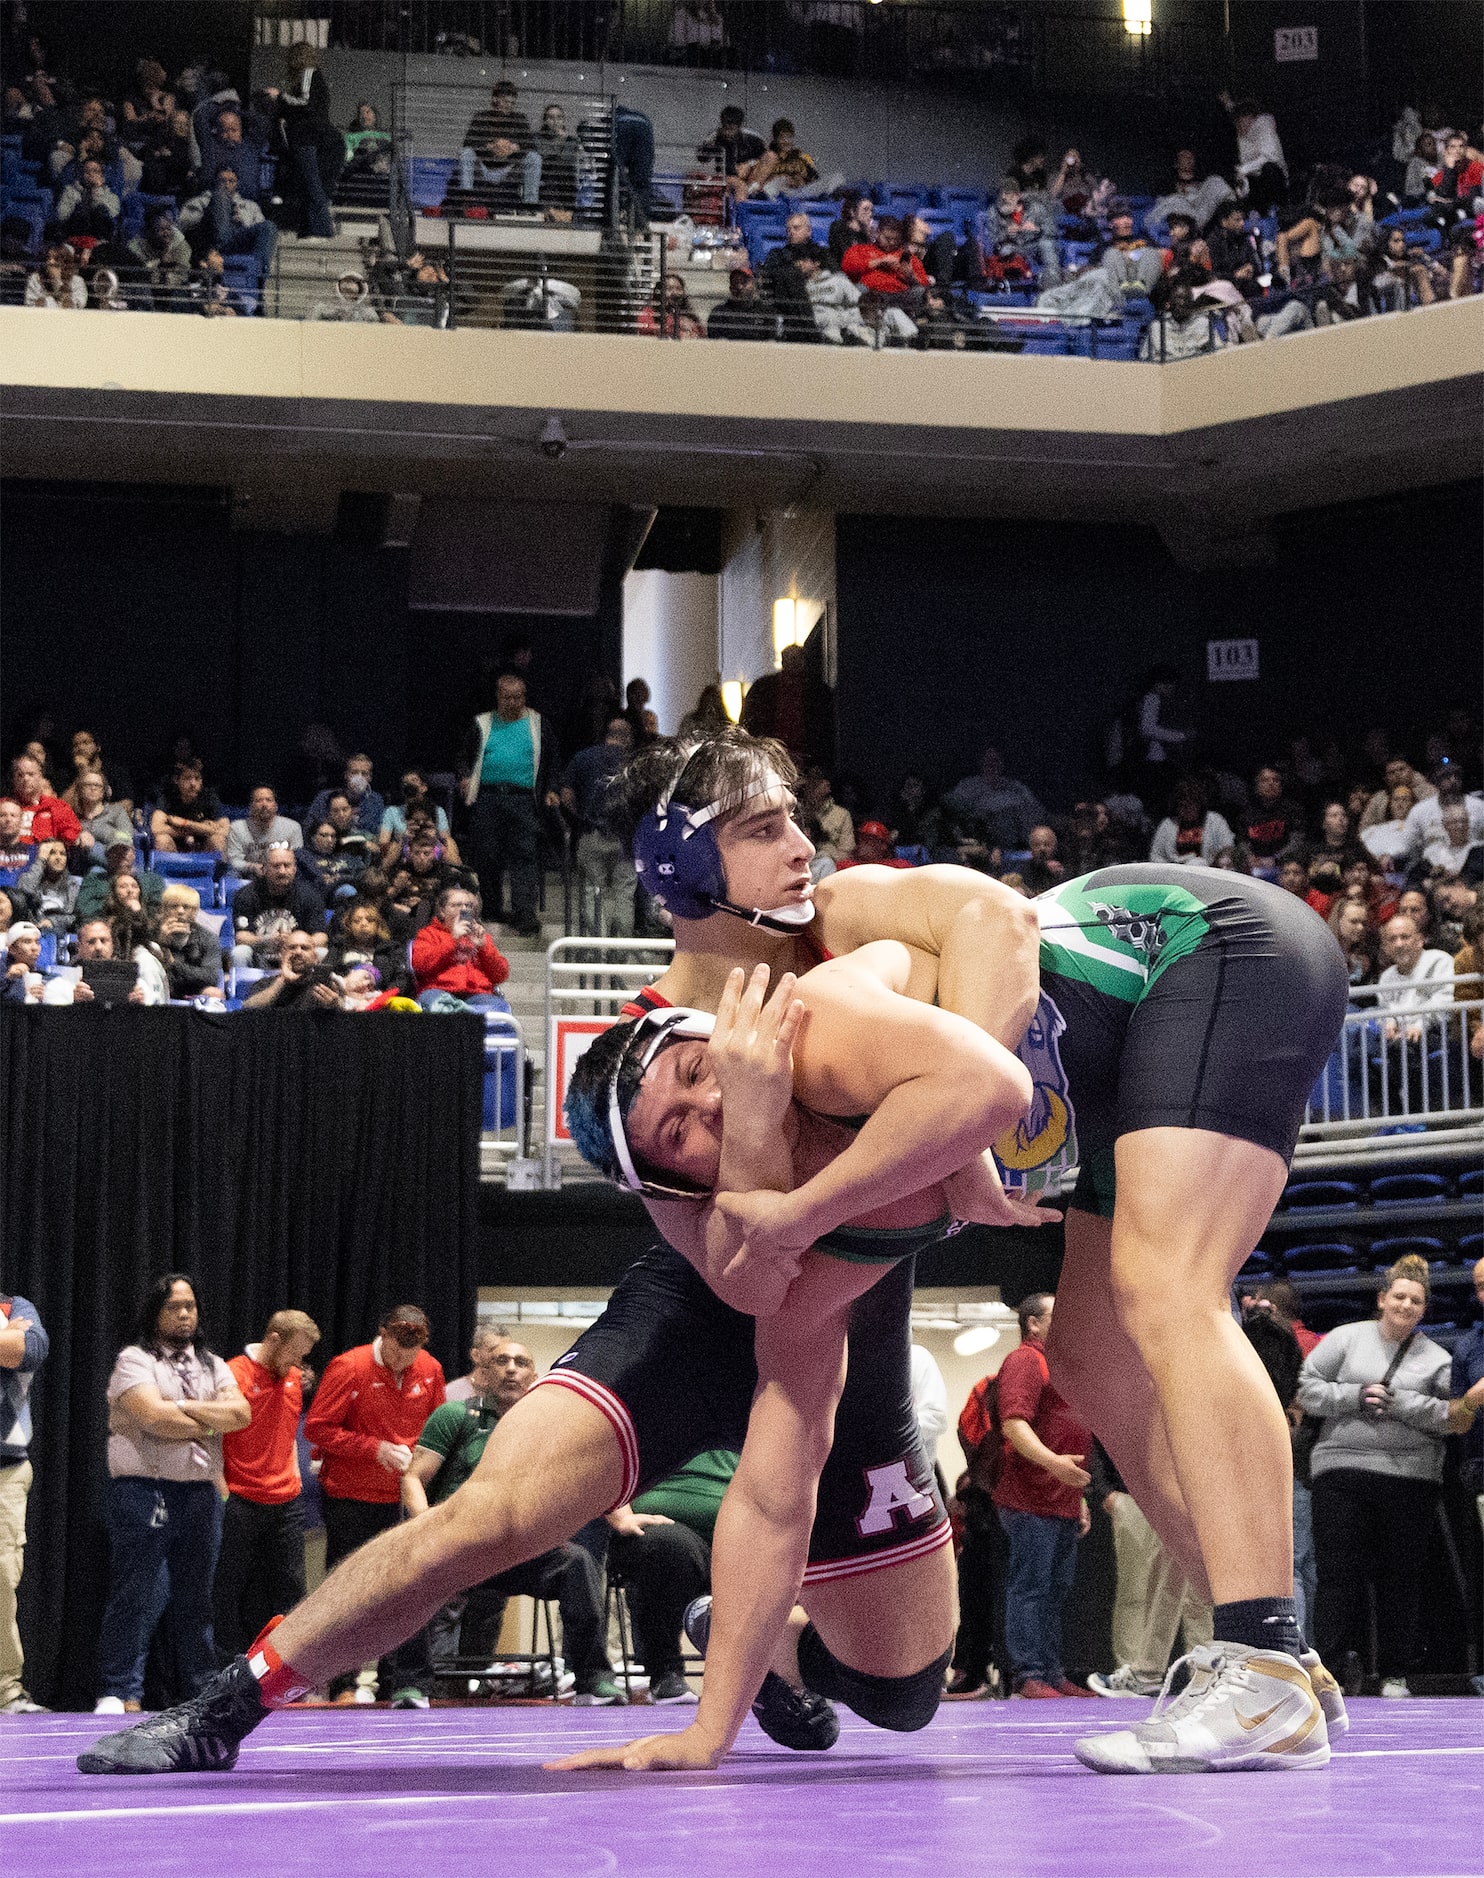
[410,884,509,1010]
[241,930,341,1011]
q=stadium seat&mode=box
[406,155,457,210]
[483,1012,521,1134]
[1282,1242,1361,1275]
[36,931,58,974]
[3,199,45,253]
[1459,1169,1482,1200]
[1280,1180,1361,1211]
[872,183,931,213]
[1369,1171,1450,1205]
[120,191,177,241]
[153,854,219,896]
[1301,1295,1360,1335]
[1369,1235,1446,1269]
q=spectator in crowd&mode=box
[95,1275,248,1714]
[1,923,45,1003]
[134,104,194,200]
[342,100,393,190]
[637,272,704,339]
[71,770,132,863]
[1221,91,1288,212]
[841,215,929,302]
[707,267,776,340]
[179,164,278,276]
[1244,764,1305,874]
[1140,280,1222,359]
[0,1283,47,1712]
[156,884,224,1000]
[308,269,381,323]
[834,820,911,871]
[379,770,457,859]
[1426,129,1484,226]
[399,1333,625,1707]
[410,884,510,1010]
[1452,1255,1484,1502]
[1101,199,1164,298]
[387,823,468,935]
[798,769,855,868]
[443,1322,512,1403]
[760,211,831,291]
[827,189,874,269]
[459,78,540,210]
[300,818,364,898]
[532,103,584,219]
[993,1292,1094,1699]
[308,754,384,839]
[270,42,337,238]
[227,787,303,878]
[213,1309,321,1662]
[1421,803,1480,881]
[1312,800,1363,873]
[1328,895,1379,989]
[55,156,120,241]
[198,100,273,204]
[623,677,658,746]
[1148,778,1235,865]
[946,1364,1009,1699]
[16,839,76,935]
[608,1453,743,1706]
[563,714,638,934]
[1375,912,1454,1038]
[797,249,869,343]
[324,898,404,989]
[1429,876,1477,955]
[303,1305,446,1701]
[889,774,946,858]
[696,104,766,197]
[744,118,842,202]
[740,642,834,770]
[1299,1254,1483,1696]
[976,180,1057,286]
[1021,824,1065,895]
[23,242,86,310]
[75,838,163,924]
[1086,1441,1211,1699]
[462,672,560,938]
[240,929,340,1011]
[128,208,193,305]
[151,759,227,854]
[1401,764,1484,863]
[1148,146,1233,241]
[232,844,326,967]
[1362,785,1417,869]
[945,746,1045,857]
[68,914,168,1006]
[5,753,79,846]
[0,803,34,883]
[1360,755,1435,831]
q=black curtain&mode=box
[0,1005,482,1710]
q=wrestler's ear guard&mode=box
[563,1008,718,1201]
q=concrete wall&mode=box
[622,566,720,732]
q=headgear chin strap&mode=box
[632,766,816,934]
[607,1007,717,1201]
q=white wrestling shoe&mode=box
[1300,1648,1349,1736]
[1074,1643,1329,1774]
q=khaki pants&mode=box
[0,1460,32,1707]
[1109,1489,1212,1678]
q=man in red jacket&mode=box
[214,1310,322,1661]
[411,884,510,1009]
[304,1305,445,1701]
[4,753,80,847]
[992,1291,1096,1700]
[840,214,929,300]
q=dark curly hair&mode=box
[603,726,797,857]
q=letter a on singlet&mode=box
[855,1460,935,1536]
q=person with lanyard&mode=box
[394,1335,623,1708]
[0,1289,48,1713]
[78,729,1042,1778]
[461,671,560,937]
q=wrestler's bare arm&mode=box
[815,863,1041,1051]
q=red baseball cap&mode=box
[858,821,891,842]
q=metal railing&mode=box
[480,1009,530,1175]
[1301,981,1482,1139]
[541,934,672,1183]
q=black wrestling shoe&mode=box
[683,1597,840,1752]
[78,1656,266,1774]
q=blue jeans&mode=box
[998,1504,1078,1688]
[207,188,279,276]
[459,145,541,206]
[99,1476,224,1702]
[1293,1480,1317,1643]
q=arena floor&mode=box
[4,1701,1483,1876]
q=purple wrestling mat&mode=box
[5,1700,1482,1877]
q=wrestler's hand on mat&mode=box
[546,1724,727,1774]
[941,1150,1063,1229]
[708,962,805,1140]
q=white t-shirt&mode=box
[1361,820,1410,862]
[1375,949,1455,1016]
[1401,792,1484,860]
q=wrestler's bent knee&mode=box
[797,1623,951,1732]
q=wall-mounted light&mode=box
[1123,0,1152,34]
[953,1325,1002,1359]
[721,680,745,722]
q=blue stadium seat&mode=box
[935,187,988,214]
[483,1011,520,1133]
[1301,1295,1360,1335]
[121,191,177,241]
[0,134,21,156]
[872,183,931,213]
[1281,1180,1361,1211]
[1459,1169,1483,1200]
[36,931,58,974]
[2,199,45,253]
[222,255,260,315]
[648,174,686,217]
[153,854,219,896]
[1403,225,1443,254]
[1369,1172,1450,1205]
[406,156,456,210]
[1282,1242,1361,1275]
[217,872,246,912]
[1369,1235,1446,1269]
[1380,206,1432,229]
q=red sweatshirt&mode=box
[304,1340,445,1503]
[411,916,510,998]
[4,793,81,845]
[840,242,929,296]
[224,1348,306,1505]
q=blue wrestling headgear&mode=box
[564,1007,718,1201]
[632,754,816,934]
